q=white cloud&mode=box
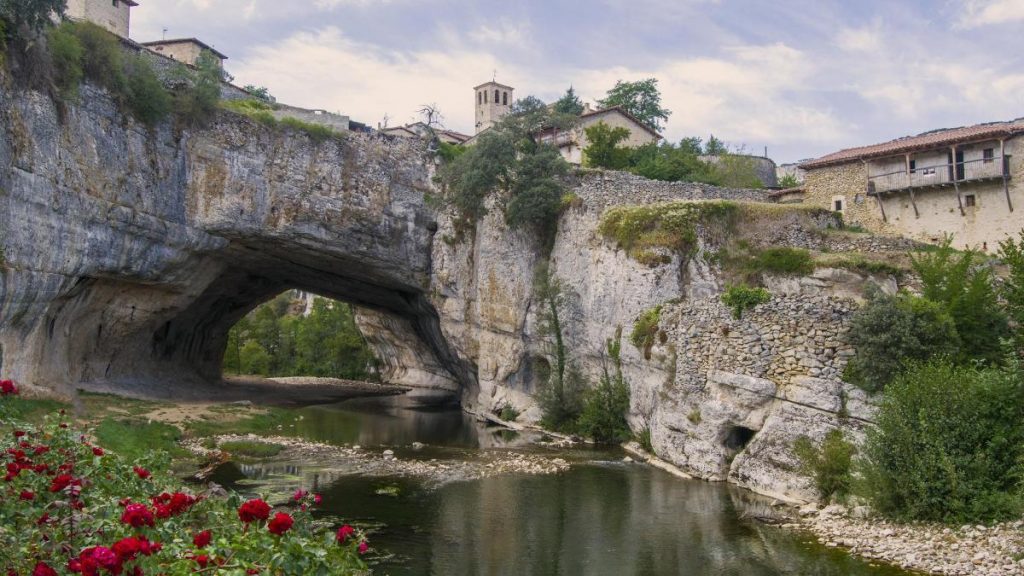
[836,22,882,52]
[956,0,1024,28]
[469,21,531,45]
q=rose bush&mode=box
[0,386,370,575]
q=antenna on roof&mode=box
[492,69,497,82]
[162,27,168,40]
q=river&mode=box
[210,397,909,576]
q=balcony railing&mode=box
[868,156,1010,195]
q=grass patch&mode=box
[630,305,663,360]
[279,117,345,143]
[182,406,299,439]
[816,254,905,277]
[220,99,346,143]
[637,428,653,452]
[687,409,702,425]
[218,440,284,459]
[2,398,68,424]
[93,418,188,460]
[599,201,739,266]
[721,284,771,319]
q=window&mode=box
[483,91,487,104]
[478,92,482,105]
[909,159,916,173]
[494,89,500,103]
[503,92,508,105]
[983,148,994,164]
[854,193,863,204]
[964,194,976,207]
[834,199,844,211]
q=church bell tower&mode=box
[474,80,514,134]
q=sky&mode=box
[132,0,1024,164]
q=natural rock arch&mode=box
[0,85,467,401]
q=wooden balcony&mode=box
[868,156,1010,195]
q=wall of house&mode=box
[146,43,221,68]
[66,0,131,37]
[877,139,1023,251]
[804,137,1023,251]
[560,113,660,165]
[802,161,889,231]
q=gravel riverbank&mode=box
[788,505,1024,575]
[183,434,571,486]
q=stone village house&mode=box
[794,119,1024,251]
[464,80,662,164]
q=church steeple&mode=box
[474,80,514,134]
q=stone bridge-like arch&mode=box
[0,85,466,402]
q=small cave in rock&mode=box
[723,426,757,452]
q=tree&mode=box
[552,86,584,116]
[859,359,1024,523]
[533,262,584,431]
[582,121,631,170]
[678,137,703,155]
[173,49,225,125]
[843,290,960,393]
[911,236,1009,365]
[598,78,671,132]
[417,103,444,128]
[704,134,727,155]
[578,332,631,443]
[0,0,66,34]
[998,231,1024,350]
[239,340,271,375]
[778,173,800,188]
[243,85,275,103]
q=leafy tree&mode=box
[582,121,631,170]
[173,49,225,125]
[239,340,271,375]
[911,237,1009,365]
[553,86,584,116]
[0,0,66,34]
[844,290,960,393]
[997,231,1024,350]
[243,84,275,102]
[704,134,727,155]
[505,145,569,237]
[678,136,704,155]
[578,332,631,443]
[598,78,671,132]
[707,154,764,189]
[794,429,856,502]
[778,173,800,188]
[72,21,127,96]
[125,54,171,125]
[859,359,1024,523]
[533,263,584,431]
[46,21,82,97]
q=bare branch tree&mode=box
[417,103,445,128]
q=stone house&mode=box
[799,119,1024,251]
[539,105,662,165]
[141,38,228,68]
[381,122,471,145]
[66,0,137,38]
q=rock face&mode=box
[1,80,899,502]
[0,82,464,398]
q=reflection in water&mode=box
[217,398,909,576]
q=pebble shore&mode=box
[183,434,570,485]
[787,505,1024,575]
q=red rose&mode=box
[91,447,104,456]
[133,466,151,480]
[246,570,260,575]
[267,512,293,536]
[31,562,57,576]
[0,380,18,396]
[20,490,35,501]
[13,430,25,438]
[194,554,209,568]
[358,541,369,555]
[336,524,355,542]
[237,499,271,523]
[193,530,212,548]
[121,503,155,528]
[49,474,76,492]
[313,494,322,505]
[292,489,307,501]
[112,536,143,561]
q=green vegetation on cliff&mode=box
[224,292,379,381]
[598,200,739,266]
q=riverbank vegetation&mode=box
[797,234,1024,524]
[0,389,370,574]
[223,292,379,381]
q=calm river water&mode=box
[213,398,909,576]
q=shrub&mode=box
[0,0,66,34]
[746,247,814,275]
[124,54,170,125]
[721,284,770,319]
[858,360,1024,523]
[997,231,1024,349]
[536,363,585,433]
[687,409,702,424]
[173,49,223,126]
[47,22,83,98]
[637,427,653,453]
[844,290,960,393]
[279,116,344,143]
[0,397,370,573]
[793,429,856,502]
[578,334,631,443]
[598,201,739,265]
[498,404,520,422]
[71,21,127,97]
[911,236,1009,365]
[630,305,661,359]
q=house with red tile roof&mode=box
[797,119,1024,251]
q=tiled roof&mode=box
[142,38,228,60]
[768,186,805,198]
[801,119,1024,169]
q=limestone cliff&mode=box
[1,79,912,503]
